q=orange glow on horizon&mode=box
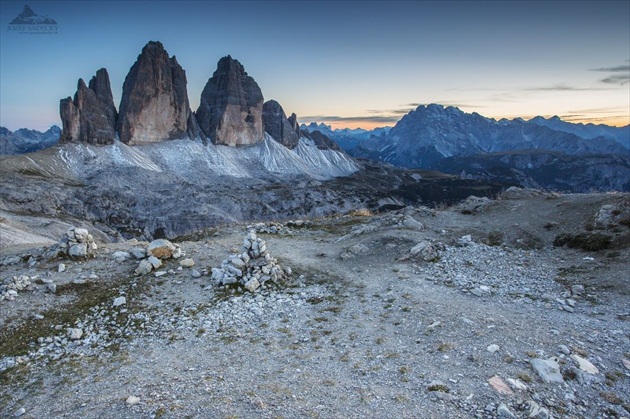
[316,114,629,131]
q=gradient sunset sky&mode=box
[1,0,628,131]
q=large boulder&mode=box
[59,68,117,145]
[117,41,199,144]
[147,239,176,259]
[262,100,299,149]
[195,56,264,146]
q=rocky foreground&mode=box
[1,189,629,418]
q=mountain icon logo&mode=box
[9,5,57,24]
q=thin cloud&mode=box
[568,106,627,114]
[590,65,630,72]
[300,115,401,124]
[366,102,484,116]
[522,83,611,92]
[601,74,629,85]
[590,63,630,85]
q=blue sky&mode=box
[1,0,628,131]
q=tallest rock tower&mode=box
[117,41,200,145]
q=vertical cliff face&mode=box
[288,113,301,139]
[117,41,197,145]
[262,100,300,149]
[196,56,264,146]
[59,68,117,145]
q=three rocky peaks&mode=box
[59,41,314,149]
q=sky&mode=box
[0,1,629,131]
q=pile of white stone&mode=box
[247,222,293,235]
[0,275,32,302]
[134,239,189,275]
[212,230,290,292]
[58,227,97,258]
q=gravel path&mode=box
[1,192,629,418]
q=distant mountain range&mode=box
[0,126,61,155]
[301,104,629,192]
[527,115,629,147]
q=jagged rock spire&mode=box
[196,56,264,146]
[117,41,200,145]
[262,100,299,149]
[59,68,117,145]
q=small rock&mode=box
[571,284,585,296]
[13,407,26,417]
[231,257,246,268]
[147,256,162,269]
[68,242,88,258]
[471,288,485,297]
[506,378,527,391]
[571,354,599,374]
[135,259,153,275]
[558,344,571,355]
[487,344,500,353]
[244,278,260,292]
[407,240,438,261]
[488,375,513,395]
[191,269,201,278]
[126,396,140,405]
[530,357,564,383]
[155,271,167,277]
[46,283,57,294]
[458,234,473,245]
[112,251,131,260]
[179,258,195,268]
[58,263,66,273]
[113,296,126,307]
[130,247,146,259]
[497,403,515,418]
[172,247,182,259]
[68,328,83,340]
[622,358,630,370]
[427,321,441,330]
[526,400,550,419]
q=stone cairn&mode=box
[0,275,32,302]
[58,227,97,258]
[212,230,290,292]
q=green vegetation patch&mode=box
[553,232,612,251]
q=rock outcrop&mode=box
[59,68,117,145]
[196,56,264,146]
[117,41,199,145]
[262,100,299,149]
[300,129,342,151]
[288,113,301,139]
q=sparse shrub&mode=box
[427,383,450,393]
[485,231,504,246]
[553,233,612,251]
[544,222,558,230]
[350,208,373,217]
